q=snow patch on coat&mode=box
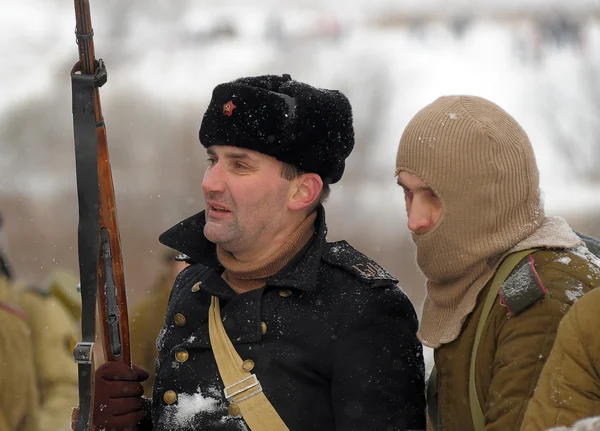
[498,256,547,316]
[565,282,585,302]
[219,415,250,430]
[546,415,600,430]
[173,387,220,426]
[499,260,533,298]
[158,385,249,430]
[155,324,171,370]
[156,324,169,351]
[570,246,600,274]
[322,240,397,286]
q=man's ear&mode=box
[288,173,323,211]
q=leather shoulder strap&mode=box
[208,296,290,431]
[426,365,440,431]
[469,248,540,430]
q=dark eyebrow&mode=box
[206,148,256,162]
[224,151,251,160]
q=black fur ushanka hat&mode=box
[199,74,354,184]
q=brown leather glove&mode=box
[93,361,150,430]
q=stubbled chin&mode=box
[204,222,229,244]
[204,220,223,230]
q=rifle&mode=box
[70,1,134,430]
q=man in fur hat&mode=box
[394,95,600,431]
[88,74,426,431]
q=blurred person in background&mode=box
[0,284,39,431]
[521,286,600,430]
[88,74,426,431]
[394,95,600,431]
[1,213,79,431]
[18,269,81,431]
[0,214,39,431]
[130,248,189,397]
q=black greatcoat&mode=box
[143,205,426,431]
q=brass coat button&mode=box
[191,282,201,293]
[163,390,177,405]
[175,349,189,363]
[228,403,241,417]
[242,359,255,372]
[174,313,186,327]
[278,289,292,298]
[260,321,268,335]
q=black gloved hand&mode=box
[92,361,150,430]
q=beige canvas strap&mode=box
[469,248,539,431]
[208,296,290,431]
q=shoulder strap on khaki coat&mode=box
[208,296,290,431]
[469,248,540,431]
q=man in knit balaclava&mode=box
[396,95,600,431]
[88,74,426,431]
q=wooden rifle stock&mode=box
[71,0,133,429]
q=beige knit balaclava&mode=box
[396,95,581,348]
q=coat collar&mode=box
[158,205,329,293]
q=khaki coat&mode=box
[430,249,599,431]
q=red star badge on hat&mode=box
[223,100,236,116]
